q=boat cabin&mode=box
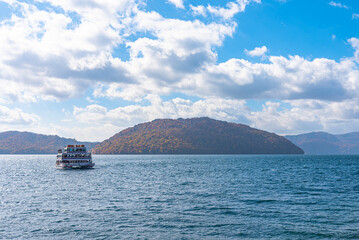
[64,145,87,153]
[57,145,91,160]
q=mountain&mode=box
[0,131,99,154]
[92,117,304,154]
[285,132,359,155]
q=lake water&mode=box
[1,155,359,239]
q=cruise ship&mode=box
[56,144,94,169]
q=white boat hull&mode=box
[56,162,95,169]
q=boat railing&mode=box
[60,155,91,159]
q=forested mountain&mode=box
[92,117,304,154]
[0,131,98,154]
[285,132,359,155]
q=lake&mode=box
[1,155,359,239]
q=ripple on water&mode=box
[1,155,359,239]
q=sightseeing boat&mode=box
[56,145,94,169]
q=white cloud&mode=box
[0,0,243,103]
[236,0,261,11]
[249,101,323,134]
[190,0,260,20]
[74,96,249,125]
[0,0,359,141]
[69,95,359,141]
[190,4,207,17]
[168,0,184,9]
[158,54,357,102]
[1,0,358,107]
[1,95,357,142]
[90,46,359,105]
[70,96,249,140]
[329,1,349,9]
[244,46,268,57]
[35,0,133,18]
[249,99,359,135]
[0,0,134,102]
[207,2,241,20]
[348,37,359,63]
[73,104,108,122]
[0,105,39,125]
[353,13,359,19]
[59,124,122,142]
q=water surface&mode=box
[1,155,359,239]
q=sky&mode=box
[0,0,358,142]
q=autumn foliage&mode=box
[0,131,98,154]
[92,117,304,154]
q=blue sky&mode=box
[0,0,358,141]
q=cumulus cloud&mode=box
[74,96,249,125]
[249,101,323,134]
[90,4,358,104]
[2,95,357,142]
[0,0,241,103]
[190,5,207,16]
[244,46,268,57]
[0,0,133,102]
[89,9,237,100]
[249,99,359,135]
[168,0,184,9]
[0,0,359,141]
[0,105,39,125]
[349,37,359,63]
[207,2,241,20]
[69,95,359,141]
[91,44,359,110]
[2,0,357,106]
[70,96,250,140]
[172,55,358,102]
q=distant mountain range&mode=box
[0,131,98,154]
[92,117,304,154]
[3,121,358,155]
[285,132,359,155]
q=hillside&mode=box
[0,131,98,154]
[285,132,359,155]
[92,117,304,154]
